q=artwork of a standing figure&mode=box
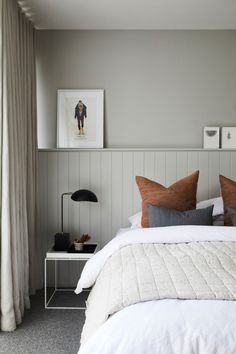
[57,89,103,148]
[74,100,87,135]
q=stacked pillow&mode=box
[147,204,213,227]
[219,175,236,226]
[130,172,236,228]
[128,196,224,228]
[135,171,217,228]
[129,171,236,228]
[136,171,199,228]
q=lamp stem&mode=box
[61,192,73,234]
[61,194,64,234]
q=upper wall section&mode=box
[36,30,236,148]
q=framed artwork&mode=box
[57,89,104,148]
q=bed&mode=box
[76,225,236,354]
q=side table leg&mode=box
[44,258,47,308]
[55,260,58,291]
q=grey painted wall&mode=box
[36,30,236,148]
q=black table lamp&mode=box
[54,189,98,251]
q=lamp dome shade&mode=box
[71,189,98,202]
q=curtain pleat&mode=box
[0,0,40,331]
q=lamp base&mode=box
[54,233,70,251]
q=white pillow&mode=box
[128,211,142,229]
[128,197,223,228]
[197,196,223,217]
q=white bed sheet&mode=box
[78,298,236,354]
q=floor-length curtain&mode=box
[0,0,40,331]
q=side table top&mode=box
[46,243,98,260]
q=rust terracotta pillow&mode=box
[219,175,236,226]
[136,171,199,228]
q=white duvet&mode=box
[76,226,236,354]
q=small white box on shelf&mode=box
[203,127,220,149]
[221,127,236,149]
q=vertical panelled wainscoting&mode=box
[39,149,236,286]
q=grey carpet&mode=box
[0,290,86,354]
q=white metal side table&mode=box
[45,243,98,310]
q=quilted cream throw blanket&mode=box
[81,242,236,343]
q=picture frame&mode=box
[221,127,236,149]
[57,89,104,148]
[203,126,220,149]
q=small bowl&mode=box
[74,242,84,251]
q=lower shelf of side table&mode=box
[45,287,89,309]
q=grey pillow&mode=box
[228,208,236,226]
[147,204,214,227]
[212,214,224,226]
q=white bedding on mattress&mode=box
[75,225,236,294]
[76,226,236,354]
[78,299,236,354]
